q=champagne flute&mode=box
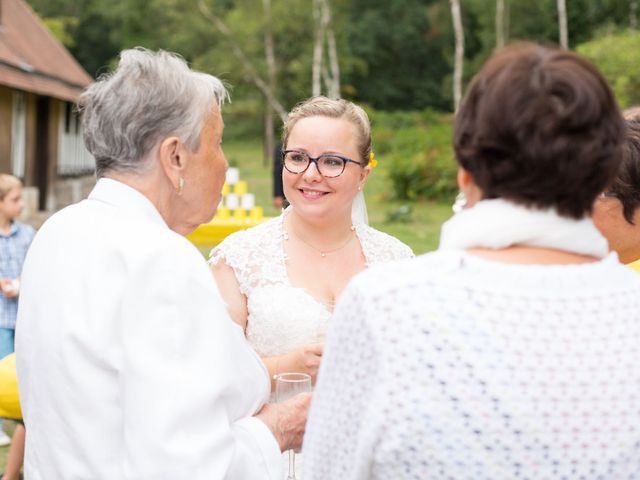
[275,372,312,480]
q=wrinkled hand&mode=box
[291,343,323,384]
[256,392,312,452]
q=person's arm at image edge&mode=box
[121,254,283,479]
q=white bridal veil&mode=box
[351,190,369,225]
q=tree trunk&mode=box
[557,0,568,49]
[495,0,505,49]
[450,0,464,113]
[312,0,325,97]
[262,0,276,165]
[505,0,510,44]
[325,29,341,99]
[313,0,340,99]
[631,0,639,29]
[197,0,288,122]
[323,0,341,99]
[264,109,274,168]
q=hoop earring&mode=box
[177,177,185,195]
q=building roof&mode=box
[0,0,92,102]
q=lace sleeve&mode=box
[302,276,383,479]
[208,230,253,296]
[208,217,286,297]
[208,229,242,267]
[357,224,415,266]
[388,238,414,260]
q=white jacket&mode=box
[16,178,281,480]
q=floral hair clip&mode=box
[369,151,378,169]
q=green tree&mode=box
[27,0,120,77]
[578,29,640,108]
[342,0,452,110]
[27,0,640,112]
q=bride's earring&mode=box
[452,191,467,214]
[177,177,185,195]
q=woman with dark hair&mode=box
[593,108,640,270]
[303,42,640,479]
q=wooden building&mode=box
[0,0,94,216]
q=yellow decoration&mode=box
[0,353,22,419]
[187,217,265,247]
[234,181,248,196]
[250,206,264,220]
[215,206,231,219]
[369,151,378,169]
[187,170,269,250]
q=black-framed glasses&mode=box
[282,150,362,178]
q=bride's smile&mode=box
[283,115,369,223]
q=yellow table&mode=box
[628,259,640,272]
[187,216,269,247]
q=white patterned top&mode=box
[302,250,640,480]
[209,209,414,357]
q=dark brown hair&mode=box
[608,111,640,224]
[454,42,625,219]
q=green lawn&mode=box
[197,140,453,256]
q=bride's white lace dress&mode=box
[209,208,412,478]
[209,208,414,357]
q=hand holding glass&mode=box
[275,373,312,480]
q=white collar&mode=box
[439,198,609,258]
[88,177,168,229]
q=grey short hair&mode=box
[78,48,229,178]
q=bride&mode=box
[209,96,413,387]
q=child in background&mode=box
[0,174,34,460]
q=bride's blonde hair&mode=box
[282,96,372,166]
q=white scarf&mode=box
[439,198,609,258]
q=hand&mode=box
[291,343,323,384]
[256,392,312,452]
[0,278,18,299]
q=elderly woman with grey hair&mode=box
[15,48,308,479]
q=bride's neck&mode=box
[287,209,353,246]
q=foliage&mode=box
[23,0,640,202]
[41,17,78,48]
[578,29,640,109]
[26,0,640,113]
[341,0,448,110]
[27,0,120,77]
[370,109,457,201]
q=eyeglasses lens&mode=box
[284,152,345,177]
